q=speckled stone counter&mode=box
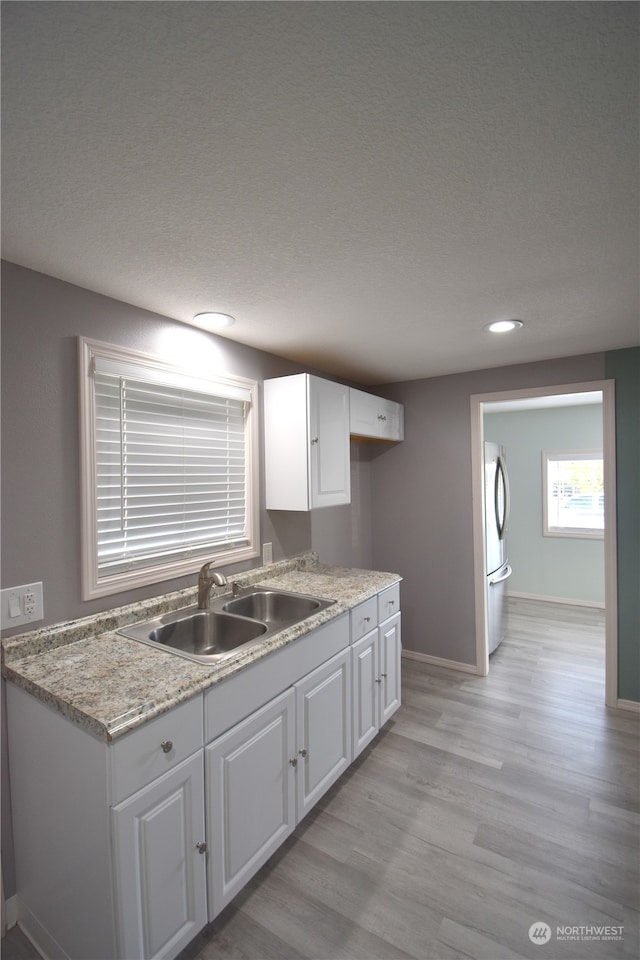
[1,554,400,741]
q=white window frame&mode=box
[542,448,604,540]
[79,337,259,600]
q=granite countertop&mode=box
[1,554,400,742]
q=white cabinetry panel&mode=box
[350,388,404,441]
[112,752,207,960]
[206,688,296,918]
[264,374,350,510]
[295,648,351,818]
[351,629,380,757]
[379,611,402,724]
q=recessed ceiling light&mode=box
[192,312,236,331]
[484,319,524,334]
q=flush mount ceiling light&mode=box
[484,319,524,334]
[192,312,236,331]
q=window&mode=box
[542,449,604,539]
[79,338,259,599]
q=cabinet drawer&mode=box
[378,583,400,623]
[109,695,203,805]
[350,597,378,642]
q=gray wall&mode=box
[484,404,604,604]
[371,355,608,666]
[1,263,299,629]
[0,261,375,630]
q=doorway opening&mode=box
[470,380,617,707]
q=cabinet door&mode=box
[308,375,351,508]
[379,612,402,725]
[295,648,351,818]
[351,629,380,759]
[112,752,207,960]
[349,388,404,441]
[206,688,296,919]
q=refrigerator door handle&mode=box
[495,454,510,540]
[489,563,512,586]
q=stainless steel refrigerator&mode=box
[484,441,512,653]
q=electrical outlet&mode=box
[1,581,44,629]
[262,542,273,565]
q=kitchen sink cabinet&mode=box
[264,373,351,510]
[349,387,404,442]
[205,688,297,917]
[5,579,400,960]
[205,646,351,918]
[294,647,351,818]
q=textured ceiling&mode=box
[2,1,638,385]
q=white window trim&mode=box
[79,337,260,600]
[542,448,604,540]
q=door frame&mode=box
[470,379,618,707]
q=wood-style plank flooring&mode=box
[4,599,639,960]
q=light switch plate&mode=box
[1,581,44,629]
[262,542,273,565]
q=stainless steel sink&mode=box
[118,608,268,663]
[222,587,332,624]
[118,587,335,663]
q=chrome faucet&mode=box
[197,562,228,609]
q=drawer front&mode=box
[378,583,400,623]
[350,597,378,643]
[109,695,203,805]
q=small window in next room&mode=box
[542,449,604,539]
[79,337,259,600]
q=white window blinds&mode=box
[93,360,250,577]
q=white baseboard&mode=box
[2,893,18,932]
[507,591,605,610]
[402,649,478,674]
[614,698,640,714]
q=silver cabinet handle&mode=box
[381,673,387,678]
[298,748,308,758]
[161,740,173,754]
[375,678,382,684]
[310,437,319,445]
[195,841,207,854]
[377,414,387,421]
[364,616,371,623]
[289,757,298,767]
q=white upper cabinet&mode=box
[264,374,351,510]
[349,387,404,441]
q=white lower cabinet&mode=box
[351,591,402,760]
[205,688,297,916]
[6,590,399,960]
[205,647,351,919]
[379,611,402,724]
[294,648,351,818]
[351,628,380,756]
[112,752,208,960]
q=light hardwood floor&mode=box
[4,599,639,960]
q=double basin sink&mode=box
[118,586,335,664]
